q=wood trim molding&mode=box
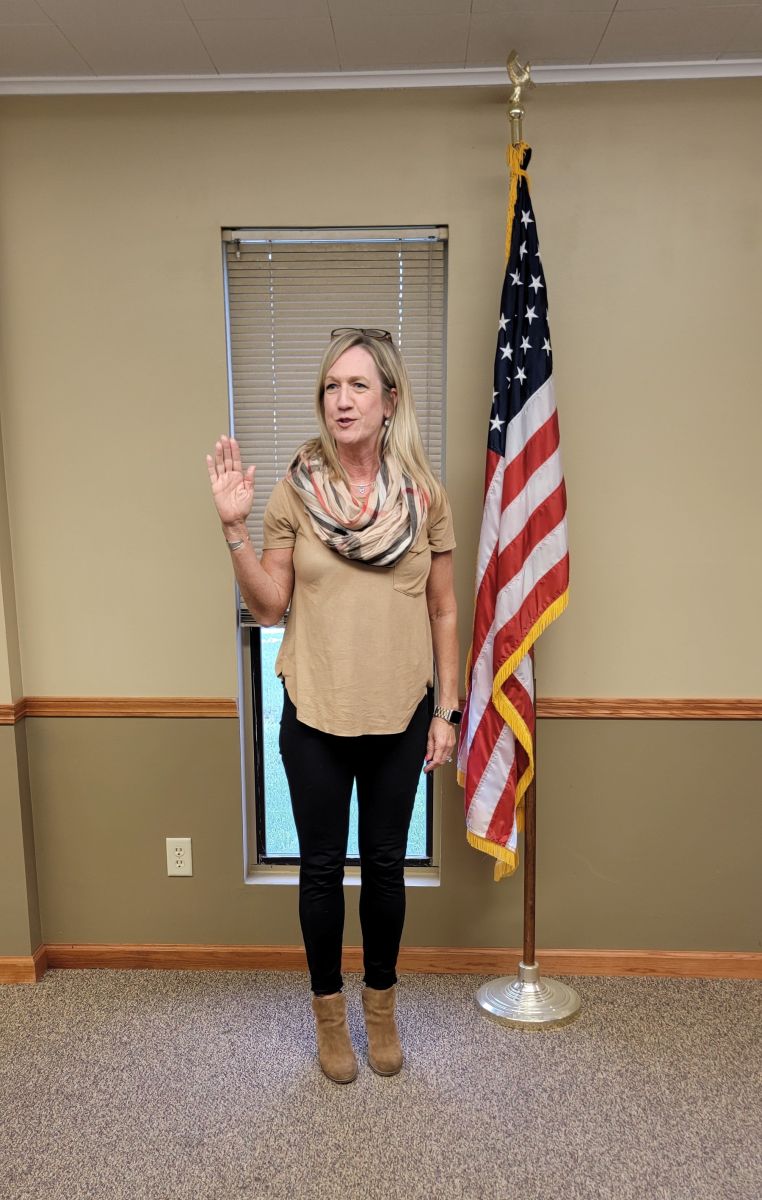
[2,696,761,725]
[536,698,762,719]
[0,699,26,725]
[3,697,239,722]
[0,944,48,983]
[18,943,758,981]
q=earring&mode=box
[384,418,390,427]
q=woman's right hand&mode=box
[205,434,255,527]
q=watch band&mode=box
[433,705,462,725]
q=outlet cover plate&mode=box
[166,837,193,876]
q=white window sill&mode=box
[246,865,440,887]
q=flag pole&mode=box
[522,654,537,969]
[474,52,581,1030]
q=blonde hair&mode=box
[300,331,443,508]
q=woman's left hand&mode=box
[424,716,457,773]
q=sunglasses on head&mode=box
[330,326,393,343]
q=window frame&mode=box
[249,628,435,867]
[222,226,447,877]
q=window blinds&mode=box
[222,227,447,626]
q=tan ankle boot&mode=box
[311,992,358,1084]
[361,985,403,1076]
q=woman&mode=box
[205,328,459,1084]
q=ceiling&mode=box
[0,0,760,92]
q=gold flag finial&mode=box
[506,49,535,145]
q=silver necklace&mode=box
[349,468,378,497]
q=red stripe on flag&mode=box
[484,754,519,845]
[503,411,560,507]
[463,696,506,808]
[496,481,567,588]
[470,482,566,670]
[471,546,497,665]
[493,553,570,668]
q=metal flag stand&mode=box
[476,658,581,1029]
[475,52,581,1031]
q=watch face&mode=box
[436,706,462,724]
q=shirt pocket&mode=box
[392,544,431,597]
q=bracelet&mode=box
[226,538,247,551]
[433,704,463,725]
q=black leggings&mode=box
[279,687,431,995]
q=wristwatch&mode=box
[433,705,462,725]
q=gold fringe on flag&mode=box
[504,141,531,263]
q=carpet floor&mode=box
[1,969,760,1200]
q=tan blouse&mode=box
[262,478,456,736]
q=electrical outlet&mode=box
[166,837,193,876]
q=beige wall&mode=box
[0,79,760,957]
[0,81,760,702]
[0,575,10,704]
[18,715,762,953]
[0,408,21,705]
[0,723,39,956]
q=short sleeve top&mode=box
[262,477,456,736]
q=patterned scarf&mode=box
[286,449,429,567]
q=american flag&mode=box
[457,143,569,881]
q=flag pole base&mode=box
[476,960,581,1030]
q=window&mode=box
[222,227,447,873]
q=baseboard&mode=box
[0,944,49,983]
[2,943,759,983]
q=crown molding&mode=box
[0,59,760,96]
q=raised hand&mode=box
[205,434,255,527]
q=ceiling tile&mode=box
[616,0,755,8]
[328,0,470,14]
[184,0,330,18]
[333,12,469,68]
[35,0,188,19]
[595,7,756,60]
[195,18,339,72]
[0,0,52,23]
[51,21,215,74]
[0,22,92,73]
[472,0,614,11]
[720,3,762,52]
[466,12,611,65]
